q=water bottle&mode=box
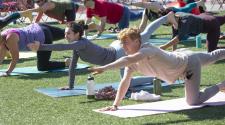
[153,77,162,95]
[196,35,202,48]
[86,75,95,99]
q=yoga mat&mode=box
[87,33,117,40]
[35,82,118,97]
[94,92,225,118]
[35,88,86,97]
[34,80,183,97]
[0,63,89,76]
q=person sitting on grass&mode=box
[89,27,225,111]
[27,12,178,90]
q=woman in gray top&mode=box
[28,12,177,89]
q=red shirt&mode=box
[86,0,124,24]
[178,0,200,15]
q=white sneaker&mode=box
[130,90,160,101]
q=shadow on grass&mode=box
[15,72,68,80]
[3,56,66,64]
[143,105,225,125]
[2,58,36,64]
[79,99,107,104]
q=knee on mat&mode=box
[186,99,201,106]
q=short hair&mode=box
[118,28,141,43]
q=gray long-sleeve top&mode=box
[39,38,116,88]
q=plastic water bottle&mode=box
[196,35,202,48]
[86,75,95,99]
[153,77,162,95]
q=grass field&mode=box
[1,13,225,125]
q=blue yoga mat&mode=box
[35,80,184,98]
[87,33,117,40]
[35,88,87,97]
[35,82,118,98]
[0,63,89,76]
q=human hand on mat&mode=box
[88,67,105,75]
[27,41,40,51]
[99,105,118,111]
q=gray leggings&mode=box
[184,49,225,105]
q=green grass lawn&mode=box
[1,13,225,125]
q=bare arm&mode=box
[99,67,133,111]
[139,12,148,33]
[159,36,180,51]
[113,67,133,107]
[5,33,20,74]
[97,17,107,36]
[84,18,92,36]
[34,12,44,23]
[34,2,55,23]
